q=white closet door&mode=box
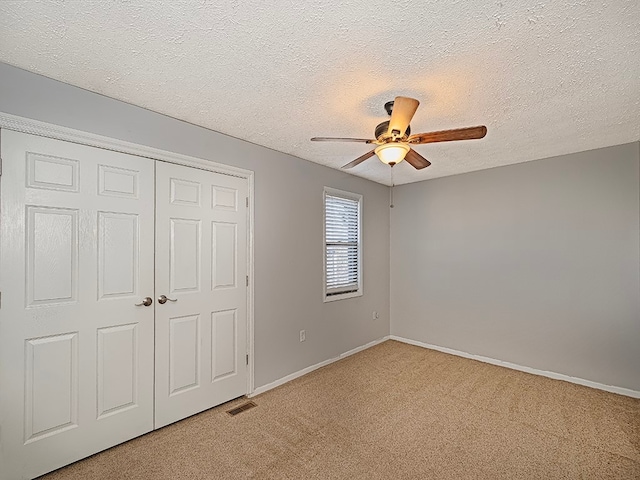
[155,161,248,428]
[0,131,155,479]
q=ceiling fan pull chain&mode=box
[390,165,395,208]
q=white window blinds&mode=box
[324,190,361,298]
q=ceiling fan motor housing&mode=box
[375,120,410,140]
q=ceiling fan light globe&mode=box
[374,143,410,165]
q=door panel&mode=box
[97,323,138,418]
[98,212,139,298]
[0,131,155,479]
[212,222,237,288]
[24,332,79,443]
[155,161,248,428]
[98,165,139,197]
[27,206,78,305]
[170,218,201,292]
[212,309,238,380]
[169,314,201,395]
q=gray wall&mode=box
[391,143,640,391]
[0,63,391,389]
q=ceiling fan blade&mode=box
[342,149,376,169]
[311,137,374,143]
[387,96,420,137]
[404,149,431,170]
[408,126,487,144]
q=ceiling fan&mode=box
[311,96,487,170]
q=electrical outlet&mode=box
[372,311,380,320]
[299,330,306,342]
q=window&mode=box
[323,187,362,301]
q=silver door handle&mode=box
[158,295,177,305]
[135,297,153,307]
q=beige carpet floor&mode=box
[42,340,640,479]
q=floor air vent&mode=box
[226,401,257,416]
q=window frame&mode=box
[323,186,363,302]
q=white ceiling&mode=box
[1,1,638,185]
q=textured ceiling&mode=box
[0,1,638,185]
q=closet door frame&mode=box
[0,112,256,396]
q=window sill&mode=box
[323,290,363,303]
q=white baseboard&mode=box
[338,335,391,359]
[250,336,390,397]
[390,335,640,399]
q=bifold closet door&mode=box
[0,131,155,480]
[154,161,248,428]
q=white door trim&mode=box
[0,111,256,395]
